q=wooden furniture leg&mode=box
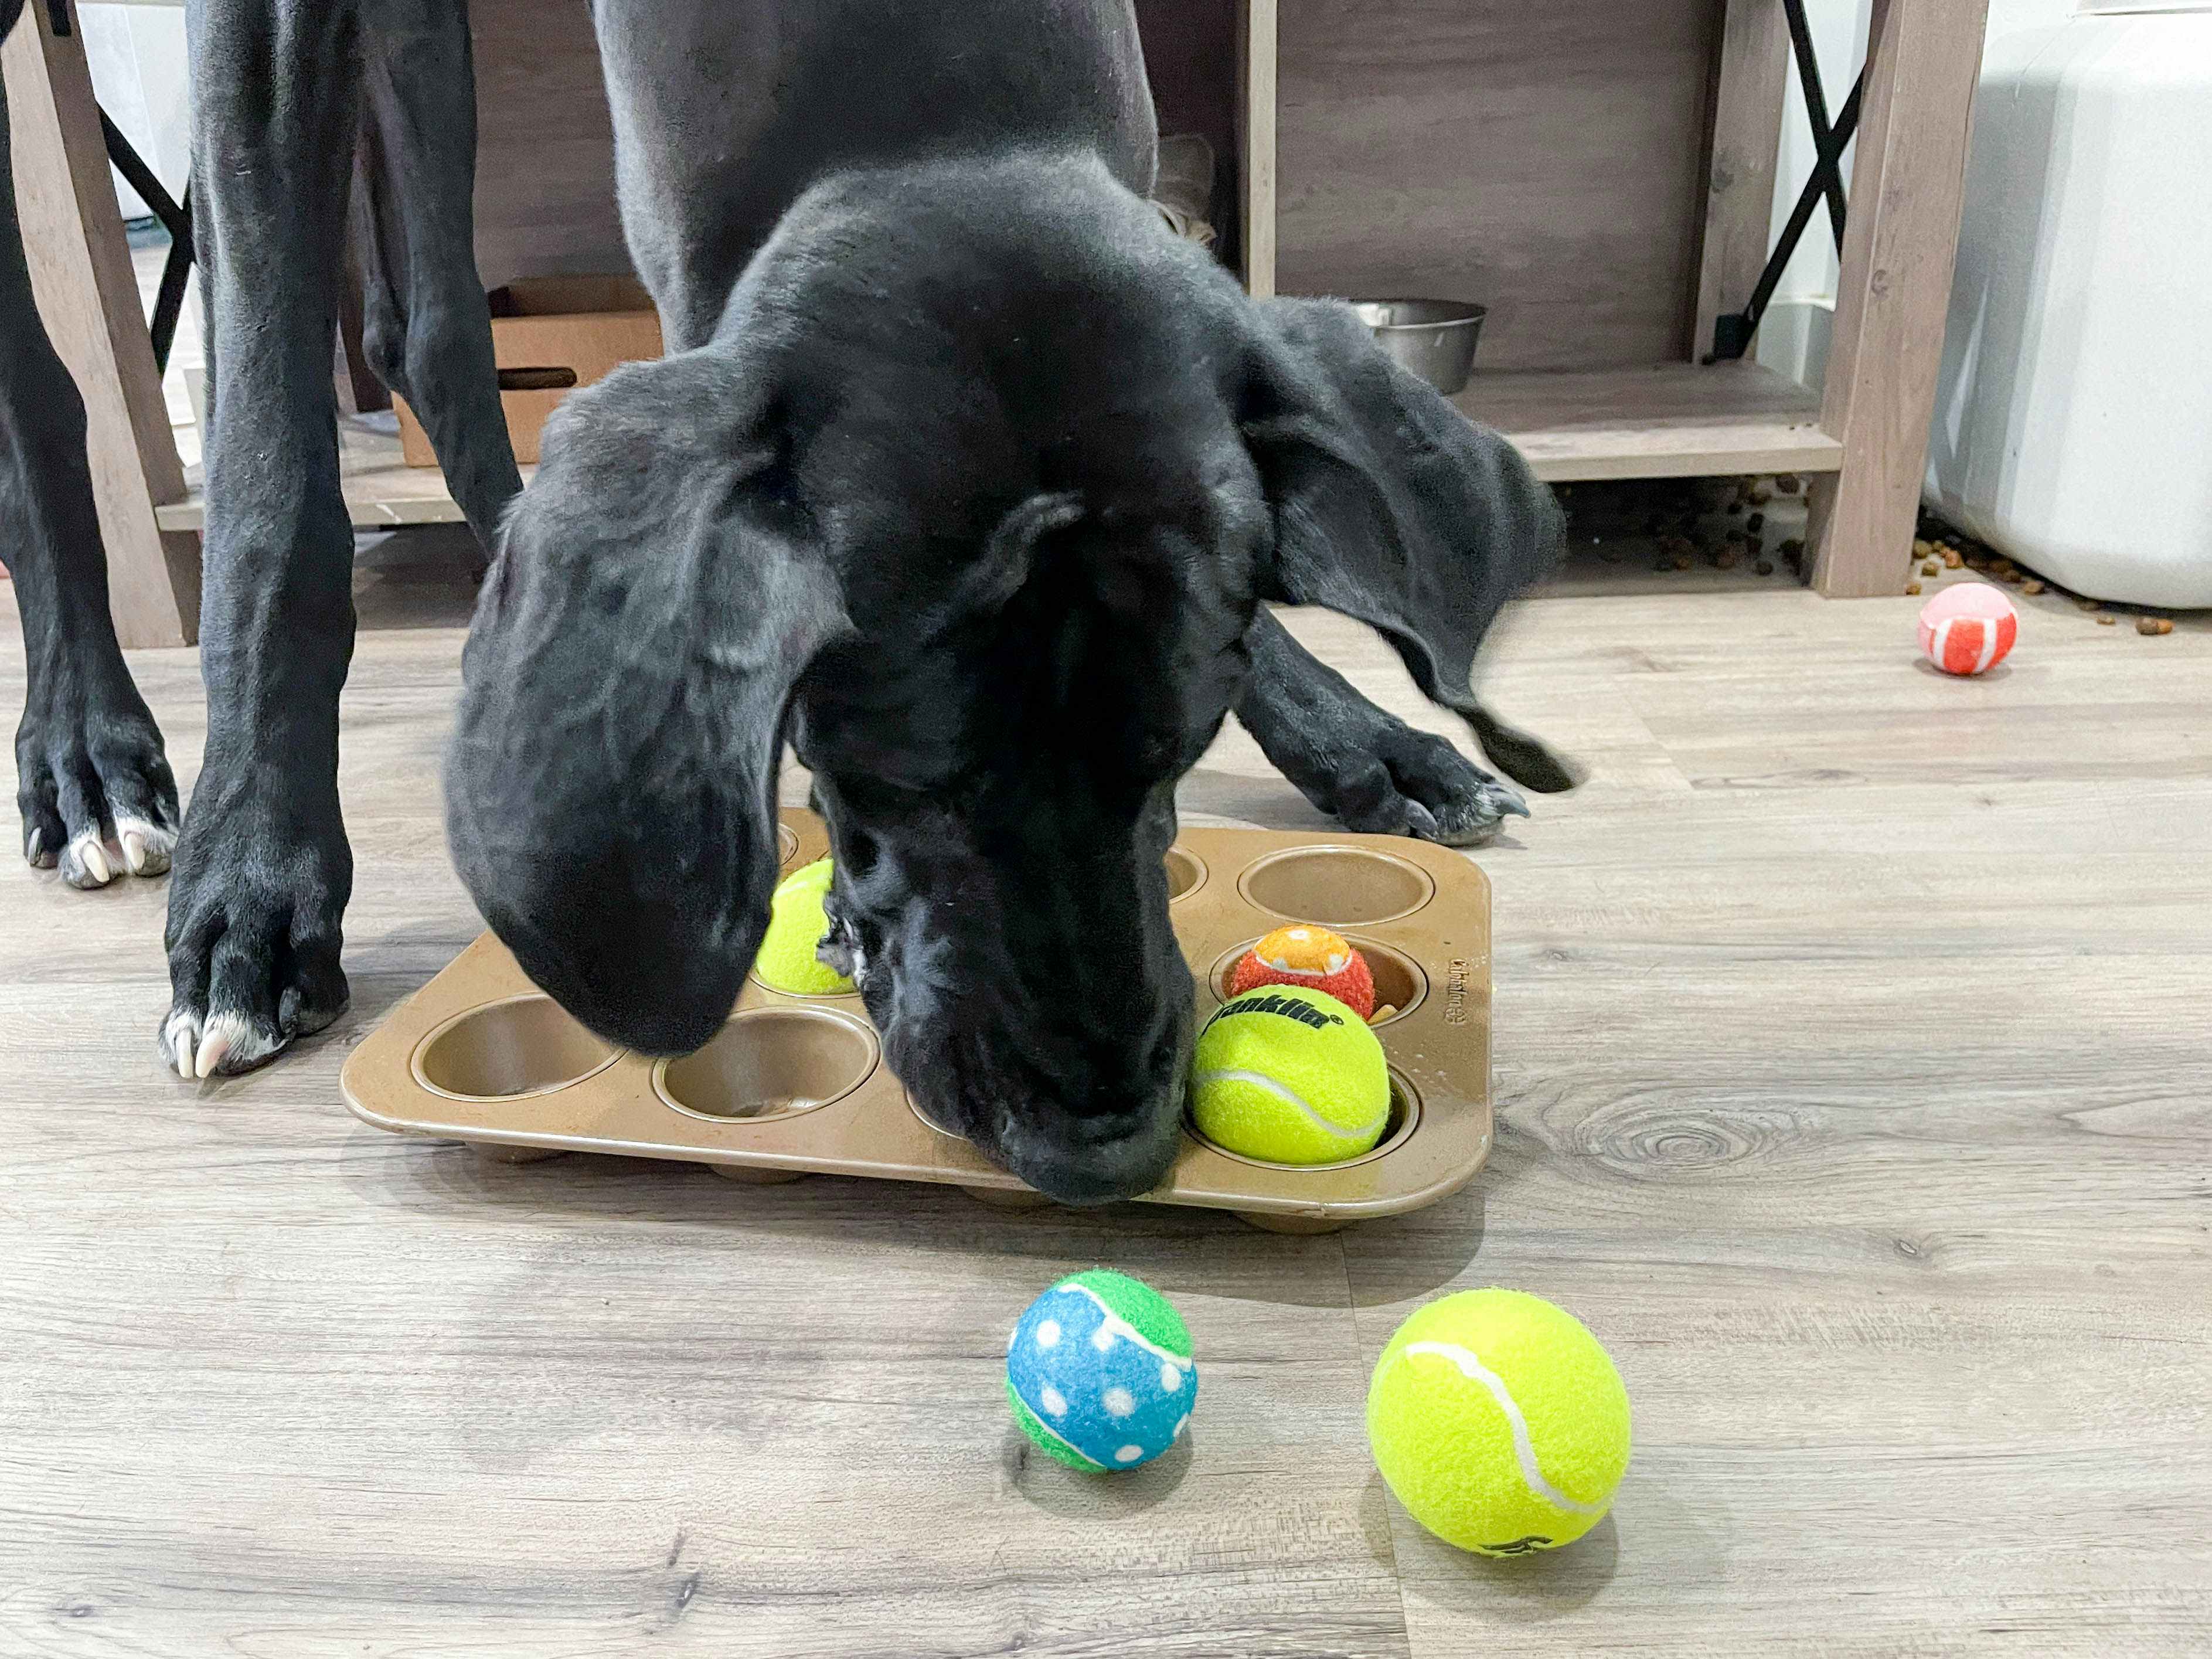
[2,0,199,648]
[1693,0,1790,361]
[1805,0,1990,598]
[1237,0,1277,298]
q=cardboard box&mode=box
[393,275,663,467]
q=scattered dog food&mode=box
[2098,614,2116,625]
[1747,512,1765,533]
[2022,579,2045,596]
[1905,582,1923,596]
[1755,559,1775,576]
[1922,560,1941,577]
[1775,474,1802,494]
[1943,549,1963,569]
[2138,616,2174,635]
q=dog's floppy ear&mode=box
[1238,297,1579,793]
[445,349,848,1053]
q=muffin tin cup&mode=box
[344,810,1491,1229]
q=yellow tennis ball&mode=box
[1190,985,1389,1163]
[752,858,856,995]
[1367,1289,1631,1556]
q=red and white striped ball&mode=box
[1918,583,2018,675]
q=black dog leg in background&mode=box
[1,0,181,889]
[158,0,365,1079]
[353,0,519,568]
[1235,607,1530,847]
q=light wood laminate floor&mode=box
[4,533,2207,1656]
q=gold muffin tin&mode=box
[342,811,1492,1232]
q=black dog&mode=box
[4,1,1568,1202]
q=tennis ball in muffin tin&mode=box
[1005,1270,1197,1471]
[1228,923,1377,1019]
[751,858,856,995]
[1190,985,1390,1164]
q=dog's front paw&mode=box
[157,790,351,1079]
[1324,725,1529,848]
[16,674,179,888]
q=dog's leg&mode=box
[1,30,179,888]
[352,0,518,568]
[1236,607,1530,847]
[157,0,362,1078]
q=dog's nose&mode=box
[1003,1083,1187,1206]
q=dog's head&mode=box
[446,152,1567,1204]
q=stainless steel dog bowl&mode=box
[1352,300,1487,396]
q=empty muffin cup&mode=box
[412,995,620,1100]
[1208,934,1427,1025]
[1164,845,1207,902]
[655,1007,877,1122]
[1187,1069,1422,1172]
[1237,846,1436,926]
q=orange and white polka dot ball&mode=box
[1918,582,2017,676]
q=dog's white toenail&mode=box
[194,1030,230,1079]
[123,832,146,873]
[165,1016,198,1077]
[78,838,111,884]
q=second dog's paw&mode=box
[1332,727,1530,848]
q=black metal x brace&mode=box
[1706,0,1864,363]
[97,111,195,377]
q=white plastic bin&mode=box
[1927,4,2212,607]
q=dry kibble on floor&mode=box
[1726,501,1744,515]
[1750,487,1772,506]
[1914,539,1934,556]
[1943,549,1963,569]
[1747,512,1765,532]
[2000,569,2024,584]
[1922,560,1941,576]
[1715,550,1739,570]
[2098,614,2116,625]
[1905,582,1923,596]
[1755,559,1775,576]
[1779,537,1804,558]
[2137,616,2174,635]
[1674,553,1694,570]
[2022,579,2045,595]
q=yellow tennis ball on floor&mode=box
[752,858,856,995]
[1190,985,1389,1164]
[1366,1289,1631,1556]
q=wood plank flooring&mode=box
[2,532,2207,1655]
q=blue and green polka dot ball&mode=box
[1005,1270,1197,1471]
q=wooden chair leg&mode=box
[1804,0,1990,597]
[2,0,199,648]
